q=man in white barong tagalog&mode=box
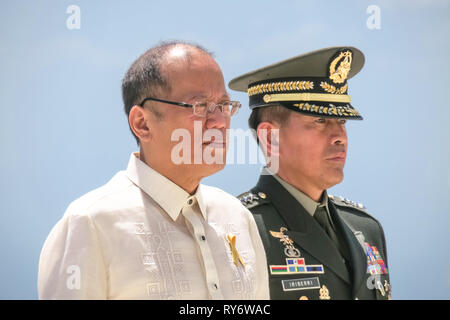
[38,41,269,300]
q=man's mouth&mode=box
[326,152,346,162]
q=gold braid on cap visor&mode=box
[262,92,350,104]
[247,79,350,104]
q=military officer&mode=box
[229,47,391,300]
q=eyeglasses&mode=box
[139,97,241,117]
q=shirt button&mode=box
[212,283,218,290]
[188,198,194,205]
[201,235,206,241]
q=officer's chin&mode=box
[323,168,345,189]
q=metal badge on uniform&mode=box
[384,280,392,300]
[375,279,386,297]
[328,50,352,84]
[364,242,388,275]
[269,227,301,257]
[281,277,320,292]
[319,285,331,300]
[269,227,324,275]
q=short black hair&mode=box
[249,105,292,132]
[121,40,213,145]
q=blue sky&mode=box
[1,0,449,299]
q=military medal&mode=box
[376,279,385,297]
[384,280,392,300]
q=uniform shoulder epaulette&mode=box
[237,191,270,209]
[329,194,369,213]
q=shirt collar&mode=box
[263,167,330,217]
[126,152,207,221]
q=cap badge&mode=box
[329,51,352,84]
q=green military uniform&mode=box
[229,46,391,299]
[238,173,390,300]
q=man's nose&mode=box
[205,107,228,129]
[330,120,348,146]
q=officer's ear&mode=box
[129,105,153,143]
[257,121,280,158]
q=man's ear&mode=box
[129,105,152,143]
[257,121,280,158]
